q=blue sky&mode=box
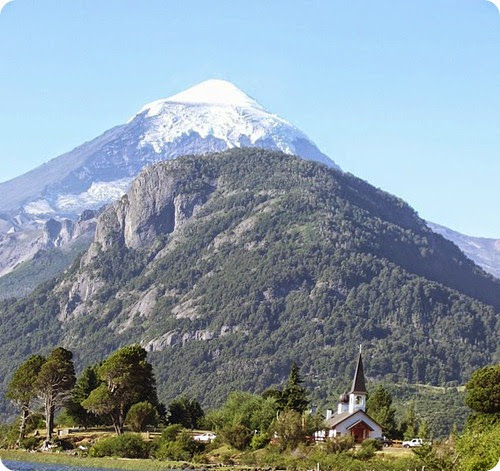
[0,0,499,237]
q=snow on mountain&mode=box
[0,79,337,277]
[132,79,335,167]
[55,178,133,213]
[0,79,337,222]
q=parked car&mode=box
[193,432,217,442]
[374,436,393,447]
[402,438,427,448]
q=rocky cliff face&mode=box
[93,165,214,251]
[0,210,97,278]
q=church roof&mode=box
[324,411,351,428]
[350,351,367,394]
[324,409,382,430]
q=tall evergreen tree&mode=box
[82,345,158,434]
[168,396,204,429]
[401,399,417,440]
[366,385,397,437]
[7,354,45,444]
[281,363,308,413]
[35,347,76,441]
[66,364,103,428]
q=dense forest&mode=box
[0,149,498,423]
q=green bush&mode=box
[324,435,355,453]
[362,438,383,451]
[161,423,183,442]
[126,401,158,432]
[156,440,192,461]
[154,428,200,461]
[457,423,500,471]
[221,424,254,450]
[89,433,150,458]
[354,442,377,460]
[251,432,270,450]
[20,436,40,450]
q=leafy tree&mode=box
[366,385,397,437]
[401,400,417,440]
[35,347,76,441]
[281,363,308,413]
[464,364,500,414]
[82,345,157,434]
[204,391,278,433]
[418,419,430,439]
[126,401,158,432]
[66,364,102,427]
[220,423,253,450]
[168,396,204,429]
[457,423,500,471]
[6,354,45,444]
[272,409,306,451]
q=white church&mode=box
[315,350,383,443]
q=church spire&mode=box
[350,348,367,394]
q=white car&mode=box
[402,438,427,448]
[193,432,217,442]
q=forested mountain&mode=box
[0,79,335,285]
[0,149,498,419]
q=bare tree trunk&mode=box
[18,407,28,445]
[45,400,54,441]
[111,410,123,435]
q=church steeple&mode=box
[350,347,367,395]
[348,347,367,413]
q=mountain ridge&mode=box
[0,150,497,419]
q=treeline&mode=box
[3,344,499,471]
[6,344,194,445]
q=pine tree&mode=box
[82,345,158,434]
[7,354,45,444]
[366,385,397,437]
[280,363,308,413]
[66,364,102,427]
[35,347,76,441]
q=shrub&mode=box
[272,410,307,451]
[161,423,183,442]
[156,440,192,461]
[354,445,377,460]
[354,441,377,460]
[126,401,158,432]
[221,424,254,450]
[154,427,200,461]
[89,433,149,458]
[457,423,500,471]
[251,432,270,450]
[362,438,383,451]
[325,435,355,453]
[20,436,40,450]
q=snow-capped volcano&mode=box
[132,79,335,168]
[0,79,337,221]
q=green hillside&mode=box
[0,150,498,424]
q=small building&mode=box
[316,350,383,443]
